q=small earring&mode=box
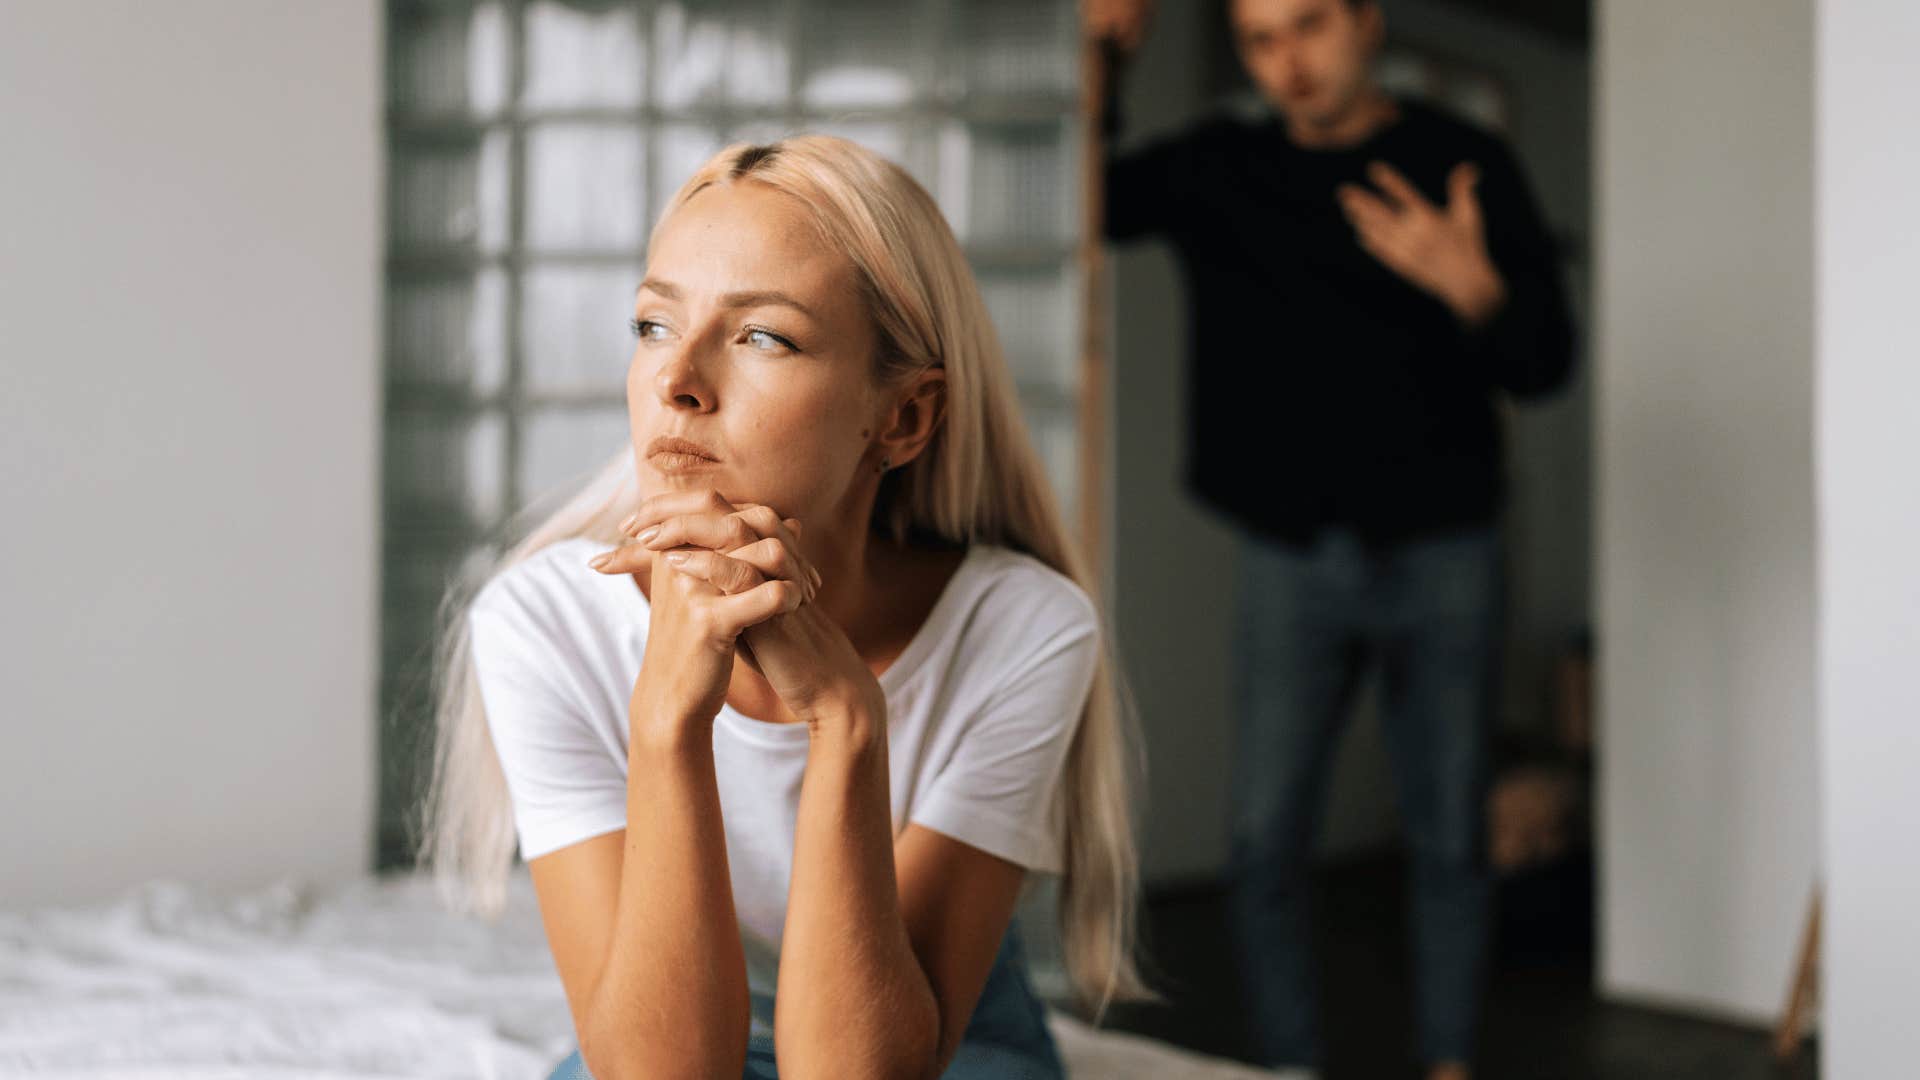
[877,455,892,474]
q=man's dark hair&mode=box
[1209,0,1379,99]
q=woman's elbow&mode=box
[903,992,948,1080]
[580,1009,750,1080]
[789,1001,940,1080]
[854,1032,942,1080]
[582,1040,748,1080]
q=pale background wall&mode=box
[1815,0,1920,1073]
[0,1,383,907]
[1594,0,1820,1024]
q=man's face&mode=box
[1229,0,1383,129]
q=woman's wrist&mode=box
[794,682,885,743]
[628,687,715,754]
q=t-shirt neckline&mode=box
[609,542,984,745]
[1265,91,1412,158]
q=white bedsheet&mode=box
[0,870,1277,1079]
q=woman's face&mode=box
[626,179,882,536]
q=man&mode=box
[1085,1,1577,1078]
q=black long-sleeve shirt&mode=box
[1105,93,1577,547]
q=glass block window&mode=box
[380,0,1084,869]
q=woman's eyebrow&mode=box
[635,278,814,318]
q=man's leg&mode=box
[1373,524,1504,1070]
[1226,529,1368,1069]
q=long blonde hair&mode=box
[414,134,1156,1018]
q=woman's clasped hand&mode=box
[589,487,886,740]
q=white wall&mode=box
[1595,0,1820,1023]
[1816,0,1920,1072]
[0,1,382,907]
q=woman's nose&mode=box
[654,345,715,412]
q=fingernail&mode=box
[618,512,638,533]
[810,567,822,589]
[588,552,612,570]
[664,550,689,565]
[638,525,660,544]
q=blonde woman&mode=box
[418,135,1154,1079]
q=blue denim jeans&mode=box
[544,917,1064,1080]
[1226,524,1501,1069]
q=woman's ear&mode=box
[874,367,948,471]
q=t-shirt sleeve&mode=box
[907,587,1101,875]
[1457,136,1578,400]
[1105,131,1193,243]
[467,587,628,861]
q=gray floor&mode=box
[1094,853,1817,1080]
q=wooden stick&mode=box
[1773,886,1821,1062]
[1074,28,1112,579]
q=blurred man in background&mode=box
[1086,0,1576,1077]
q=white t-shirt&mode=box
[465,535,1098,1031]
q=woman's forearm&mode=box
[775,715,941,1080]
[583,714,750,1080]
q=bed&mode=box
[0,868,1279,1079]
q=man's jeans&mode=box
[1226,523,1502,1068]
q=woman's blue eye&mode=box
[745,328,794,353]
[629,317,668,341]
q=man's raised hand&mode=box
[1337,159,1508,327]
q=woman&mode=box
[418,135,1154,1079]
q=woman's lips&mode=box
[649,451,721,473]
[647,434,717,456]
[645,435,720,472]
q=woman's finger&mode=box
[620,490,800,548]
[664,538,814,607]
[641,509,822,592]
[712,577,807,627]
[619,487,734,536]
[727,504,820,589]
[618,490,806,560]
[688,501,805,563]
[716,536,815,602]
[614,488,821,593]
[586,539,649,575]
[587,527,817,604]
[661,548,766,596]
[660,551,803,638]
[643,511,766,556]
